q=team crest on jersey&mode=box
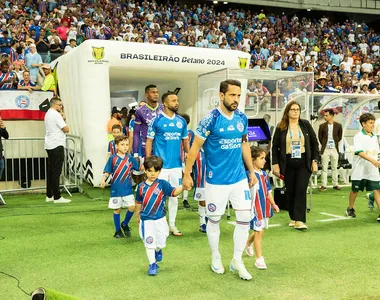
[146,236,154,244]
[208,203,217,212]
[238,57,248,69]
[237,121,244,132]
[15,95,30,109]
[208,171,213,178]
[176,121,183,129]
[153,187,161,195]
[92,47,104,60]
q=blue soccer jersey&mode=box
[195,107,248,185]
[147,113,188,169]
[136,179,176,220]
[103,154,140,197]
[252,169,273,222]
[190,128,206,188]
[108,140,116,155]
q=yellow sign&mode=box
[92,47,105,60]
[238,57,248,69]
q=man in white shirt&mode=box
[361,58,373,74]
[44,97,71,204]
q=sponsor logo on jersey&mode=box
[219,128,224,132]
[169,122,175,127]
[227,125,235,131]
[237,121,244,132]
[176,121,183,129]
[208,203,217,212]
[146,236,154,244]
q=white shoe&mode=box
[211,255,225,275]
[245,244,255,257]
[54,197,71,204]
[229,259,252,280]
[46,196,54,203]
[255,256,267,270]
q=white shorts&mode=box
[139,217,169,249]
[205,179,253,217]
[158,168,182,188]
[193,187,205,201]
[108,195,135,209]
[250,218,269,231]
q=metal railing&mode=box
[0,135,83,203]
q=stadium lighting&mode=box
[223,1,228,3]
[213,1,218,4]
[306,8,311,11]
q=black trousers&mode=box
[284,155,311,223]
[46,146,64,200]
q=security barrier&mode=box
[0,135,83,203]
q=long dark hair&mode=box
[277,100,301,131]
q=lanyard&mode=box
[289,126,302,140]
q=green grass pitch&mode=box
[1,185,380,300]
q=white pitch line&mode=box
[227,221,282,227]
[317,212,351,222]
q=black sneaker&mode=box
[346,207,356,218]
[113,229,125,238]
[121,222,131,238]
[377,215,380,223]
[183,199,191,209]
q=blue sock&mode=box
[123,211,134,226]
[113,213,121,231]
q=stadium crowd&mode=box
[0,0,380,94]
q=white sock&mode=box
[198,204,206,225]
[168,196,178,228]
[233,223,249,262]
[207,218,221,257]
[146,248,155,264]
[183,190,188,200]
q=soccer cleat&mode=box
[170,226,182,236]
[46,196,54,202]
[288,220,296,227]
[245,244,254,257]
[148,263,158,276]
[366,193,374,211]
[183,199,191,209]
[320,186,327,192]
[121,222,132,238]
[113,229,125,239]
[211,255,225,275]
[229,259,252,280]
[333,186,341,190]
[346,207,356,218]
[294,221,308,230]
[255,257,267,270]
[155,249,163,262]
[54,197,71,204]
[199,224,207,233]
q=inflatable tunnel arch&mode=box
[55,40,250,186]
